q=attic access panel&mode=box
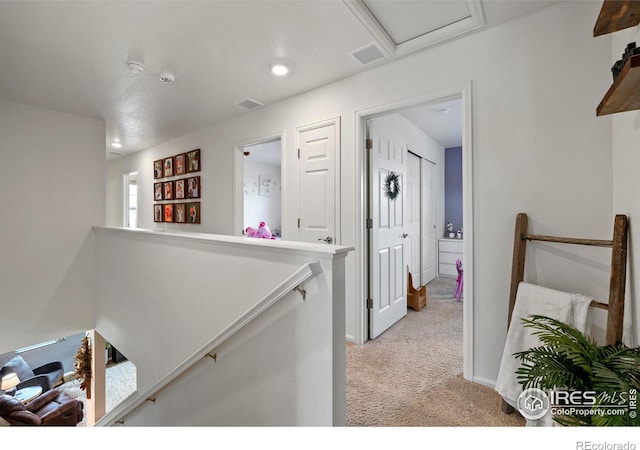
[346,0,485,58]
[362,0,472,45]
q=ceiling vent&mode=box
[237,98,264,110]
[351,42,387,66]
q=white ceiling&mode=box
[244,139,282,167]
[400,98,463,149]
[0,1,561,159]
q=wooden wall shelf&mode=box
[597,54,640,116]
[594,0,640,37]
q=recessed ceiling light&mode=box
[270,63,290,76]
[112,142,122,148]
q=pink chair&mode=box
[454,259,463,302]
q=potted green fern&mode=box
[514,315,640,426]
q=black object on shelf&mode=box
[612,42,640,81]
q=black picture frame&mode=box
[163,156,174,178]
[187,149,200,173]
[175,153,187,176]
[154,182,163,201]
[153,160,163,179]
[186,176,200,199]
[163,204,174,223]
[175,178,186,200]
[154,204,163,222]
[187,202,201,224]
[175,203,187,223]
[163,181,174,200]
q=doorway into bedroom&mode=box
[365,97,464,340]
[241,138,282,240]
[347,91,471,426]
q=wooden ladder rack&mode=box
[502,212,629,414]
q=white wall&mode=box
[611,27,640,347]
[244,160,282,234]
[106,2,614,383]
[0,99,105,353]
[94,228,349,425]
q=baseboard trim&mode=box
[473,375,496,389]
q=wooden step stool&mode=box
[407,272,426,311]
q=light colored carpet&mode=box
[346,276,524,427]
[58,360,136,426]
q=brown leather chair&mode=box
[0,390,83,426]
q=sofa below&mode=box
[0,390,83,426]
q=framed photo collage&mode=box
[154,148,201,224]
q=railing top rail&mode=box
[94,226,354,257]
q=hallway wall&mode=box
[106,2,614,384]
[0,99,105,352]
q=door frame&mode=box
[355,82,474,381]
[232,132,285,238]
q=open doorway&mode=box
[347,87,473,425]
[365,97,462,340]
[124,171,138,228]
[354,85,473,365]
[241,138,282,239]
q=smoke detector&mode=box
[127,60,145,74]
[159,72,175,84]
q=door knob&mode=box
[401,233,408,238]
[318,236,333,244]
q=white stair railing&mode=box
[95,260,322,427]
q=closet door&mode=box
[421,158,436,284]
[406,151,421,287]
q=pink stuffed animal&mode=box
[245,221,274,239]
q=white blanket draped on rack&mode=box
[495,281,593,426]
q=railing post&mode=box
[86,330,106,426]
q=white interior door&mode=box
[368,117,407,339]
[421,158,436,284]
[298,121,337,245]
[407,152,421,288]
